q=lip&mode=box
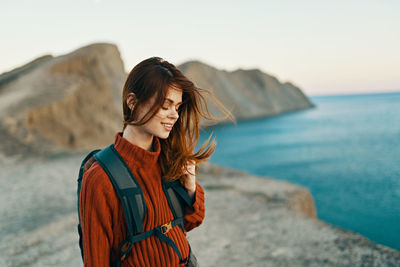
[161,123,173,131]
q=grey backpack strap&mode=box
[163,179,194,232]
[94,144,146,237]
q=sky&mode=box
[1,0,399,96]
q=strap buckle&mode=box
[118,240,132,261]
[160,221,172,234]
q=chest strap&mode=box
[114,217,187,267]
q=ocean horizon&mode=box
[200,91,400,251]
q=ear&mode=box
[126,92,137,110]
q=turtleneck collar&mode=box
[113,131,161,167]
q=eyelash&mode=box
[162,106,180,112]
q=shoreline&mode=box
[0,153,399,266]
[195,162,400,266]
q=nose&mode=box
[168,109,179,120]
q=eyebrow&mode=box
[164,98,182,105]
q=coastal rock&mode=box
[191,163,400,266]
[0,43,126,158]
[199,162,317,219]
[178,61,314,124]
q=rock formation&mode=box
[0,43,126,157]
[0,43,313,158]
[178,61,313,123]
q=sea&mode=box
[199,91,400,251]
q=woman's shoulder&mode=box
[80,160,120,217]
[81,161,114,194]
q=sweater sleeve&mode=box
[79,164,117,267]
[184,181,205,232]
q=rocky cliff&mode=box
[178,61,313,123]
[0,43,313,159]
[0,43,126,158]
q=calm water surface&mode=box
[200,92,400,250]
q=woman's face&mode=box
[136,87,183,140]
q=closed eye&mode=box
[162,104,182,112]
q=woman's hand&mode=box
[182,160,196,198]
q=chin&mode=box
[155,132,171,140]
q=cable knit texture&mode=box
[79,132,205,267]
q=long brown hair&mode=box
[122,57,234,181]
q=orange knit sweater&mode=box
[79,132,205,267]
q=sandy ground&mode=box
[0,153,399,267]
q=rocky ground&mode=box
[0,153,399,267]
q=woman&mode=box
[79,57,233,267]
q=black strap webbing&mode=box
[170,180,195,208]
[113,218,187,267]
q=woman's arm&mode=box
[181,161,206,231]
[80,165,116,267]
[183,181,205,232]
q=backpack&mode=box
[77,144,196,267]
